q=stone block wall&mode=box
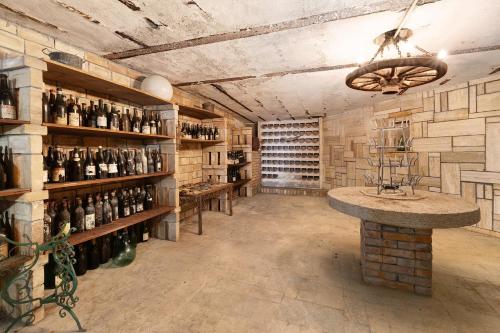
[323,74,500,235]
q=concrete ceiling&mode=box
[1,0,500,122]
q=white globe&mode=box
[140,75,173,101]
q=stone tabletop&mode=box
[328,187,480,229]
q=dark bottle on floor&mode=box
[112,231,123,258]
[100,236,111,264]
[141,222,149,242]
[74,244,87,276]
[86,240,100,270]
[128,227,138,248]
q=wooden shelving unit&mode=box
[230,179,251,188]
[68,205,176,245]
[180,138,224,145]
[44,171,173,191]
[44,123,174,140]
[43,60,171,106]
[0,188,31,198]
[178,105,222,119]
[0,119,29,126]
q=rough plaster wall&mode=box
[323,74,500,234]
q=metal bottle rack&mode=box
[365,119,421,195]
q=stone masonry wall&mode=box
[323,74,500,235]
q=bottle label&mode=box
[85,214,95,230]
[68,113,80,126]
[55,116,67,125]
[133,125,140,133]
[156,162,161,171]
[97,116,107,127]
[108,163,118,174]
[52,167,65,182]
[124,207,130,217]
[113,206,119,219]
[85,165,96,176]
[142,125,150,134]
[110,121,119,131]
[137,203,143,212]
[143,232,149,241]
[0,105,16,119]
[99,163,108,172]
[136,163,143,174]
[150,127,157,135]
[42,170,48,183]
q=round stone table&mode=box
[328,187,480,295]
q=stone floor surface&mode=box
[3,194,500,332]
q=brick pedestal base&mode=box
[360,220,433,295]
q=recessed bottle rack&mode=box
[259,119,322,189]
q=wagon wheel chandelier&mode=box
[345,0,448,95]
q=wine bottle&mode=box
[132,108,141,133]
[109,103,120,131]
[103,192,112,225]
[73,244,87,276]
[122,108,131,132]
[96,146,108,179]
[135,187,144,213]
[85,195,96,231]
[95,193,103,228]
[43,202,52,243]
[51,148,66,183]
[121,189,130,218]
[107,149,118,178]
[141,110,150,134]
[0,213,10,259]
[134,149,143,175]
[150,111,157,135]
[58,199,71,235]
[88,101,97,128]
[214,126,220,140]
[84,147,96,180]
[42,92,51,123]
[156,113,162,135]
[80,103,87,126]
[0,148,6,190]
[4,147,12,189]
[70,147,83,181]
[110,190,119,221]
[86,240,100,270]
[73,197,85,233]
[117,149,126,177]
[49,89,56,120]
[145,185,154,210]
[147,149,155,173]
[125,150,135,176]
[140,186,147,211]
[141,148,148,175]
[53,88,67,125]
[129,188,136,215]
[67,95,80,127]
[128,226,138,248]
[0,74,16,120]
[142,223,149,242]
[48,202,58,236]
[100,236,111,264]
[96,99,107,129]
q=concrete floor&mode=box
[10,194,500,332]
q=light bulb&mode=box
[400,41,415,53]
[437,50,447,59]
[356,55,366,65]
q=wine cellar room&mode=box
[0,0,499,332]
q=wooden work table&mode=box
[180,182,233,235]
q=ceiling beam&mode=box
[174,44,500,86]
[104,0,440,60]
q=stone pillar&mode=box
[360,220,433,295]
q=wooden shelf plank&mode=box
[178,105,222,119]
[44,123,174,140]
[43,60,171,106]
[0,255,32,277]
[0,188,31,198]
[69,205,175,245]
[0,119,29,126]
[44,171,173,191]
[180,138,225,145]
[227,161,251,168]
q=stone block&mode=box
[462,171,500,183]
[88,63,111,80]
[17,26,54,47]
[462,182,476,204]
[447,88,468,110]
[441,152,485,163]
[8,135,42,154]
[441,163,460,195]
[411,111,433,122]
[485,80,500,94]
[469,85,477,113]
[453,135,485,147]
[413,137,452,152]
[429,154,440,177]
[428,118,485,137]
[0,29,24,53]
[477,91,500,112]
[486,122,500,172]
[423,96,434,112]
